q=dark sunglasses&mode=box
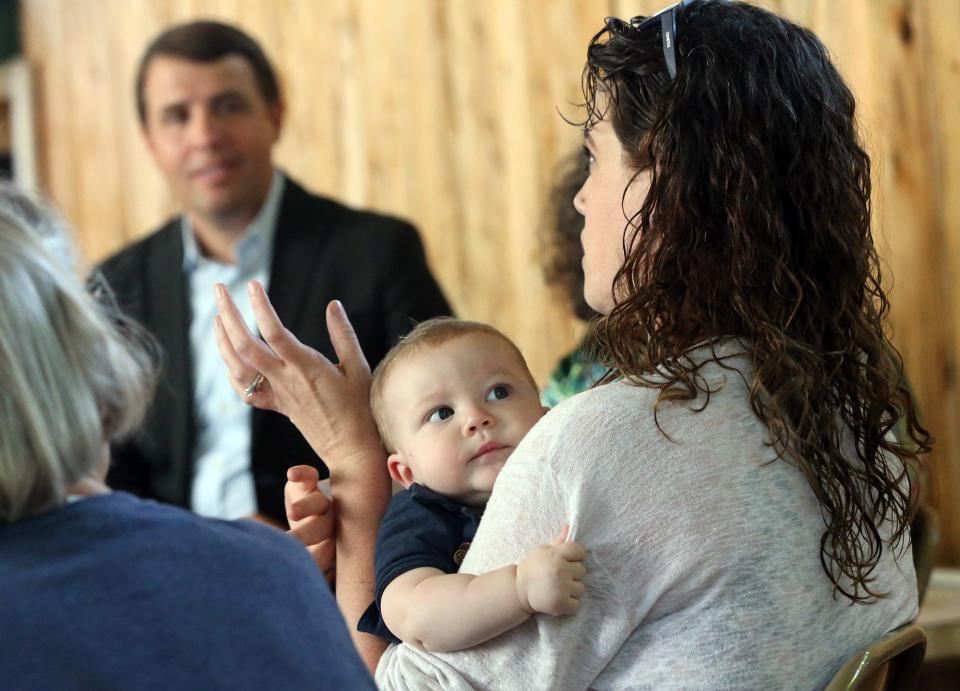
[608,0,693,79]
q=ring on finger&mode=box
[244,372,265,397]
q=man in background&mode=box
[100,20,450,526]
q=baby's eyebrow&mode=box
[410,389,446,411]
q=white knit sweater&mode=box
[376,347,918,690]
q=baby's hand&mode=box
[515,525,587,616]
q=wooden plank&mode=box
[862,0,959,563]
[920,0,960,564]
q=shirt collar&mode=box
[181,170,285,273]
[409,483,483,518]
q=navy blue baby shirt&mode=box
[358,483,483,643]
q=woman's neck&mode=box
[65,476,111,498]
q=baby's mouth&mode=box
[470,441,509,462]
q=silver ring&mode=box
[244,372,265,397]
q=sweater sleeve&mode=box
[375,401,635,690]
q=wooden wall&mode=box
[21,0,960,565]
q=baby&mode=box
[357,318,586,652]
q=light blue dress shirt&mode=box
[182,171,284,519]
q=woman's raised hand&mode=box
[213,280,383,469]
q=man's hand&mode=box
[515,525,587,616]
[286,465,335,584]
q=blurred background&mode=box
[3,0,959,640]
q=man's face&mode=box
[140,54,282,229]
[382,333,547,508]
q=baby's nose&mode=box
[463,410,494,434]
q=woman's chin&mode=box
[584,291,614,316]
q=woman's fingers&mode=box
[217,284,378,470]
[213,316,268,399]
[214,283,280,374]
[213,316,249,389]
[247,280,312,364]
[326,300,370,378]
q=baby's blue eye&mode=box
[486,385,510,401]
[428,406,454,423]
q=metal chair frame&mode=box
[825,624,926,691]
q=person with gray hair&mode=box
[0,185,374,690]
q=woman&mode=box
[0,186,374,690]
[215,1,927,687]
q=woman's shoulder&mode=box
[540,379,660,432]
[540,345,753,428]
[522,358,755,476]
[519,380,666,477]
[92,492,315,571]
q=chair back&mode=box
[825,624,926,691]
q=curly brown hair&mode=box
[581,0,930,603]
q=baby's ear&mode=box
[387,453,415,488]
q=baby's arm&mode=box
[380,527,586,653]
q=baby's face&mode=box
[382,332,546,507]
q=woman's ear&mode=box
[387,453,415,488]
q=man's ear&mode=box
[387,453,415,488]
[140,123,157,157]
[269,100,285,141]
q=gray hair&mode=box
[0,185,156,522]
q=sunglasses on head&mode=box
[607,0,693,79]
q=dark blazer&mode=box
[100,176,452,524]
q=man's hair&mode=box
[0,185,157,522]
[370,318,537,453]
[135,20,280,125]
[581,0,929,603]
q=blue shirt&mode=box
[183,172,283,519]
[0,492,375,690]
[358,483,483,643]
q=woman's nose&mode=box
[573,182,587,216]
